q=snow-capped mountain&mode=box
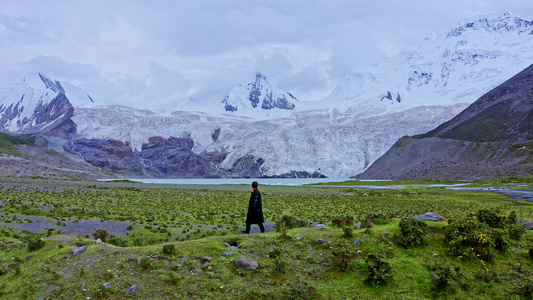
[220,72,298,118]
[1,11,532,178]
[0,72,94,134]
[316,11,533,117]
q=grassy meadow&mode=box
[0,177,532,299]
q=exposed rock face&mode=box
[139,136,227,178]
[0,92,75,136]
[64,138,143,174]
[221,73,297,113]
[226,155,264,178]
[63,135,278,178]
[359,64,533,180]
[268,171,326,178]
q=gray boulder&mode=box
[235,259,258,270]
[126,285,137,295]
[413,212,444,222]
[71,245,87,256]
[525,222,533,230]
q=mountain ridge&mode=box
[358,63,533,180]
[1,11,532,178]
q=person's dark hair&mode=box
[252,181,258,188]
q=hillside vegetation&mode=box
[0,178,532,299]
[0,132,35,156]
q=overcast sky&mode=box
[1,0,533,109]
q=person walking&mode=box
[242,181,265,234]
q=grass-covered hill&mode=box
[0,132,35,156]
[359,64,533,180]
[0,178,532,299]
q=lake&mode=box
[101,178,352,186]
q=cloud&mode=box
[1,0,533,108]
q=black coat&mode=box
[246,189,264,224]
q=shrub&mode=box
[332,216,354,227]
[361,217,373,229]
[331,242,358,271]
[444,217,507,261]
[519,279,533,299]
[93,229,109,242]
[507,224,525,240]
[342,226,354,239]
[427,260,464,293]
[164,271,181,285]
[396,218,427,248]
[162,244,177,256]
[277,215,307,232]
[107,236,127,247]
[23,233,45,252]
[529,248,533,260]
[507,210,517,225]
[283,280,317,299]
[476,209,505,228]
[361,215,391,229]
[364,253,392,284]
[139,257,155,270]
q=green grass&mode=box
[0,132,35,156]
[1,178,533,299]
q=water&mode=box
[102,178,351,186]
[447,186,533,201]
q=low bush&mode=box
[93,229,109,242]
[427,260,465,293]
[107,236,127,247]
[23,233,45,252]
[331,242,358,271]
[332,216,354,227]
[361,215,391,229]
[283,280,317,299]
[361,217,373,228]
[396,218,427,248]
[342,226,354,239]
[507,210,517,225]
[444,217,507,261]
[476,209,505,228]
[507,224,525,240]
[364,253,392,284]
[277,215,307,232]
[162,244,177,256]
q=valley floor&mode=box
[0,177,532,299]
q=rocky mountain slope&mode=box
[1,12,532,178]
[0,72,93,137]
[358,64,533,180]
[220,72,297,118]
[0,132,108,179]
